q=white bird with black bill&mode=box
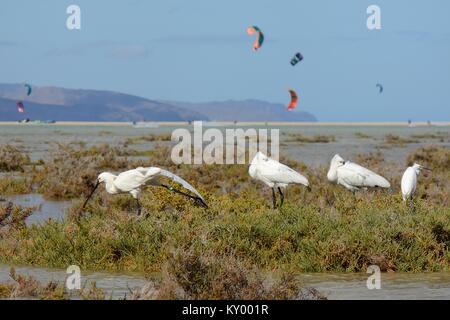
[327,154,390,191]
[82,167,208,215]
[248,151,310,209]
[401,163,431,202]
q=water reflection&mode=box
[5,194,71,226]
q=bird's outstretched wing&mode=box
[340,162,390,188]
[258,158,309,186]
[157,169,207,206]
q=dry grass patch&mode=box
[0,145,30,172]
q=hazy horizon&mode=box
[1,0,449,121]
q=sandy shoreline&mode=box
[0,121,449,127]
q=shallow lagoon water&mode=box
[0,264,148,300]
[1,264,449,299]
[0,123,449,167]
[5,194,71,226]
[301,272,450,300]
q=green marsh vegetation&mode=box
[283,133,336,143]
[0,145,33,195]
[410,132,449,142]
[382,134,419,147]
[0,142,449,298]
[0,176,32,195]
[0,146,450,272]
[0,144,30,172]
[354,132,372,139]
[124,134,173,146]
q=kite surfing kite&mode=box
[15,84,31,113]
[290,52,303,66]
[247,26,264,51]
[24,84,32,96]
[287,89,298,111]
[16,101,25,113]
[376,83,383,94]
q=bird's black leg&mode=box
[278,187,284,208]
[136,198,142,216]
[272,188,277,209]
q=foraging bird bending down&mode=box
[248,151,309,209]
[327,154,390,191]
[401,163,431,202]
[82,167,208,215]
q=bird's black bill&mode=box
[82,180,100,210]
[161,184,208,208]
[422,167,432,171]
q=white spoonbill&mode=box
[248,151,309,209]
[327,154,390,191]
[401,163,431,202]
[82,167,208,215]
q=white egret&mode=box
[401,163,431,202]
[248,151,309,209]
[82,167,208,215]
[327,154,390,191]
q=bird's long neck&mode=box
[103,175,119,194]
[327,166,338,182]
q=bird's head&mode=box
[81,172,114,211]
[251,151,268,164]
[330,154,346,167]
[412,163,431,174]
[327,154,345,182]
[97,172,115,184]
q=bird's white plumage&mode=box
[249,152,309,188]
[338,162,390,188]
[327,154,390,191]
[400,163,428,202]
[401,167,417,201]
[97,167,206,204]
[113,167,161,192]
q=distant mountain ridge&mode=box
[0,84,317,122]
[163,99,317,122]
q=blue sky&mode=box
[1,0,449,121]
